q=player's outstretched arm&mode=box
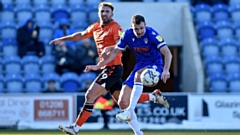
[160,46,172,83]
[49,31,88,45]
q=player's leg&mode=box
[58,82,106,135]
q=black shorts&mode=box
[95,65,123,94]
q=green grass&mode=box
[0,130,240,135]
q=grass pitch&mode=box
[0,130,240,135]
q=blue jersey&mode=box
[116,26,166,66]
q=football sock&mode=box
[128,111,144,135]
[149,94,156,101]
[74,103,93,131]
[137,93,150,103]
[127,82,143,112]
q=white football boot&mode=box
[116,111,132,122]
[58,124,78,135]
[152,89,170,108]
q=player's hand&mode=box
[161,70,170,83]
[49,38,63,45]
[84,65,100,72]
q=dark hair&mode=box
[131,14,145,25]
[98,2,114,11]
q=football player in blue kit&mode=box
[85,14,172,135]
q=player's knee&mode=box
[118,100,129,110]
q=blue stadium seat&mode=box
[33,0,49,5]
[15,4,33,23]
[38,22,54,42]
[205,56,223,75]
[197,21,215,40]
[0,74,4,93]
[102,0,121,2]
[69,0,85,5]
[79,72,96,91]
[230,0,240,6]
[86,0,102,5]
[43,72,61,91]
[24,74,42,93]
[233,22,240,38]
[219,38,238,57]
[0,58,2,74]
[1,0,12,4]
[156,0,173,2]
[5,74,23,93]
[175,0,190,2]
[51,4,70,22]
[215,21,233,39]
[143,0,155,2]
[4,56,22,74]
[2,38,18,56]
[223,56,240,74]
[230,5,240,22]
[0,21,17,39]
[201,38,219,57]
[70,4,88,23]
[61,72,79,92]
[15,0,31,5]
[1,4,14,22]
[72,21,89,32]
[194,4,212,22]
[22,56,40,74]
[212,3,229,22]
[88,4,99,23]
[41,55,55,74]
[34,4,51,23]
[209,73,227,92]
[50,0,66,5]
[228,73,240,92]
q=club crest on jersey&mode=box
[132,38,135,42]
[156,35,163,42]
[144,38,148,44]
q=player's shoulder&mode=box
[145,26,158,35]
[124,28,134,35]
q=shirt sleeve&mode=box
[84,23,95,37]
[116,30,128,51]
[112,24,124,41]
[150,29,166,49]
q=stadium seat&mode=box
[15,4,33,23]
[143,0,155,2]
[38,22,54,42]
[1,0,12,4]
[205,56,223,75]
[223,56,240,74]
[0,74,4,93]
[230,5,240,22]
[86,0,102,5]
[102,0,121,2]
[194,4,212,22]
[233,22,240,38]
[5,74,23,93]
[79,72,96,91]
[228,73,240,92]
[4,56,22,74]
[2,38,18,56]
[34,4,51,23]
[43,72,61,91]
[229,0,240,6]
[22,56,40,74]
[33,0,49,5]
[209,73,227,92]
[61,72,79,92]
[15,0,31,5]
[41,55,55,74]
[219,38,238,57]
[70,4,88,23]
[0,57,2,74]
[201,38,219,57]
[1,4,15,22]
[212,3,229,22]
[0,21,17,39]
[197,21,215,40]
[156,0,173,2]
[72,21,89,32]
[175,0,190,2]
[215,21,233,39]
[51,4,70,22]
[50,0,66,5]
[69,0,85,5]
[88,4,99,23]
[24,74,42,93]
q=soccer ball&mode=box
[140,68,160,87]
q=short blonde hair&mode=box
[98,2,114,11]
